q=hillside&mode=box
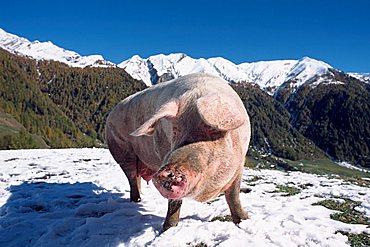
[276,70,370,167]
[36,60,146,141]
[232,83,326,160]
[0,48,93,148]
[0,48,146,148]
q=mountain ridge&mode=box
[119,53,356,97]
[0,28,115,68]
[1,28,368,95]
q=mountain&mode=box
[119,53,337,95]
[279,70,370,167]
[36,59,147,141]
[0,28,115,68]
[0,47,146,149]
[231,83,326,161]
[0,48,94,148]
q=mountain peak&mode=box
[0,28,114,68]
[298,56,332,69]
[119,53,341,94]
[130,54,143,60]
[284,56,333,84]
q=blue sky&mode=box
[1,0,370,72]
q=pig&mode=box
[105,73,251,231]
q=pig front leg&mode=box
[120,161,142,202]
[162,199,182,232]
[224,174,248,224]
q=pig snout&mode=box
[153,167,189,200]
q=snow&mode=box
[238,60,297,92]
[118,53,337,95]
[1,148,369,246]
[337,161,370,174]
[285,57,331,84]
[349,73,370,84]
[119,55,152,86]
[0,28,115,68]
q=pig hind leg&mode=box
[224,173,248,224]
[106,131,142,202]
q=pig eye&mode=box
[207,126,224,140]
[173,125,180,136]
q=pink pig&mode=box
[106,73,251,231]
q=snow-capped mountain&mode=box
[0,28,115,68]
[119,53,343,95]
[1,27,368,94]
[349,73,370,84]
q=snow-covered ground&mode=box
[337,161,370,174]
[0,149,369,247]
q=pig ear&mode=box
[130,100,179,137]
[196,93,244,131]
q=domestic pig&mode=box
[105,73,251,231]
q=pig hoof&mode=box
[130,197,142,202]
[232,212,248,224]
[161,222,177,233]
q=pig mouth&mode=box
[153,170,189,199]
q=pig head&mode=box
[106,73,251,231]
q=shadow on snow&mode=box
[0,181,163,247]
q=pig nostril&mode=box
[172,181,181,186]
[163,181,172,190]
[168,172,174,179]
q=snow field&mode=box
[0,148,369,246]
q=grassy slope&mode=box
[246,156,370,179]
[0,114,49,149]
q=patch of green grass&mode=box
[0,126,49,149]
[336,231,370,247]
[341,177,370,187]
[0,124,19,137]
[246,156,288,170]
[240,187,252,193]
[246,156,370,183]
[210,215,233,222]
[243,176,262,184]
[245,156,263,168]
[272,185,300,196]
[284,159,370,179]
[0,114,49,149]
[298,183,314,190]
[313,198,369,225]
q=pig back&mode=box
[106,73,250,168]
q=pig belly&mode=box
[138,162,156,184]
